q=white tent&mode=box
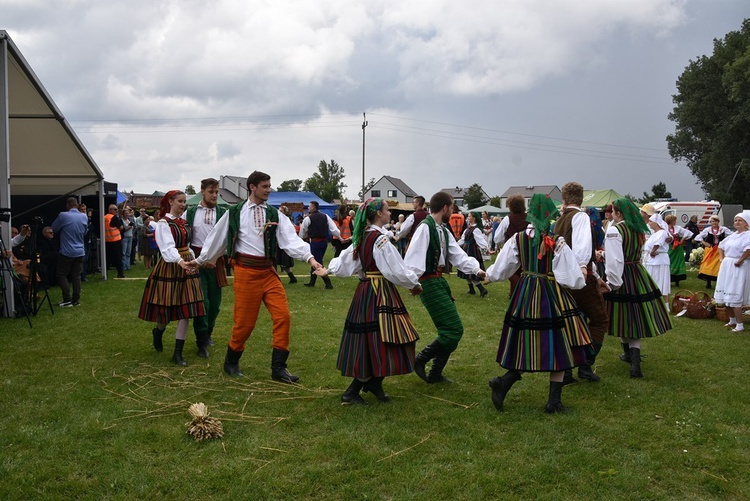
[1,31,106,317]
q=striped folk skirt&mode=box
[138,248,205,324]
[497,274,592,372]
[604,263,671,339]
[337,275,419,378]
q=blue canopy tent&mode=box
[266,191,338,219]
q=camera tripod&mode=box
[0,234,32,327]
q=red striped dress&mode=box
[336,231,419,378]
[138,217,204,323]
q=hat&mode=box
[639,203,656,216]
[735,211,750,227]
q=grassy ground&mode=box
[1,251,749,500]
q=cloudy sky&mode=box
[3,0,748,201]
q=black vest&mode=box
[307,212,328,238]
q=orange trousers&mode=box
[229,264,291,352]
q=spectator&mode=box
[104,204,125,278]
[37,226,59,287]
[51,197,88,306]
[121,207,136,271]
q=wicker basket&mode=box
[715,306,729,322]
[686,291,715,319]
[715,305,750,323]
[671,290,692,315]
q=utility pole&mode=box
[361,112,368,202]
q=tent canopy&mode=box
[582,189,622,210]
[185,192,231,207]
[267,191,338,216]
[462,204,504,216]
[1,31,103,196]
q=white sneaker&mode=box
[724,322,737,328]
[57,301,72,307]
[732,326,744,332]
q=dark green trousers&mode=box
[419,277,464,352]
[193,267,223,336]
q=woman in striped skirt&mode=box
[602,198,671,378]
[138,190,204,366]
[457,211,489,297]
[485,194,592,413]
[322,198,422,405]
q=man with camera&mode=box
[51,197,88,306]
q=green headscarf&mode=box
[352,198,385,257]
[526,194,559,248]
[612,197,648,234]
[470,211,482,225]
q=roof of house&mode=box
[378,176,418,197]
[501,185,560,198]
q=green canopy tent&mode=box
[461,204,504,216]
[581,189,622,210]
[186,192,231,207]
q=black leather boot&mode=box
[304,274,317,287]
[362,376,390,402]
[578,341,602,382]
[414,340,443,383]
[629,347,643,378]
[476,283,488,298]
[428,350,452,384]
[224,346,245,377]
[489,370,522,411]
[152,326,165,352]
[196,331,210,358]
[207,329,215,346]
[322,276,334,290]
[288,272,297,284]
[544,381,568,413]
[562,369,578,385]
[171,339,187,366]
[341,379,368,405]
[271,348,299,383]
[619,342,631,364]
[467,282,476,295]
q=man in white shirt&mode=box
[195,171,323,382]
[185,178,227,358]
[299,200,340,288]
[404,192,485,384]
[555,182,609,383]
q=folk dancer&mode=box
[185,178,228,357]
[194,171,322,382]
[404,192,485,383]
[486,194,592,413]
[322,198,422,404]
[138,191,204,366]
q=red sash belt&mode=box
[234,253,273,268]
[310,237,327,242]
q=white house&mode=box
[369,175,419,203]
[220,175,248,201]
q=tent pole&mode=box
[99,179,107,280]
[0,35,16,317]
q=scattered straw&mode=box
[378,433,433,462]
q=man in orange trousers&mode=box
[195,171,322,382]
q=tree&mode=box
[667,19,750,206]
[185,184,196,195]
[638,182,673,204]
[488,196,502,208]
[463,183,488,209]
[277,179,303,192]
[358,178,376,201]
[304,160,347,202]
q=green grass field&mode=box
[1,252,749,500]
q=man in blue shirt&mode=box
[51,197,89,306]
